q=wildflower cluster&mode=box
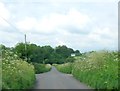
[2,49,35,89]
[72,51,118,90]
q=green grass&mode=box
[32,63,52,74]
[55,63,72,74]
[55,50,119,90]
[72,51,118,90]
[2,50,36,89]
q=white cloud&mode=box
[15,6,117,52]
[88,27,117,42]
[0,0,118,52]
[0,2,10,19]
[51,27,118,52]
[81,27,118,50]
[16,8,90,34]
[55,38,66,46]
[0,2,10,27]
[16,17,37,32]
[49,0,119,3]
[0,30,24,47]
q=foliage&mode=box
[2,49,36,89]
[55,45,74,58]
[32,63,52,74]
[65,56,75,63]
[55,51,119,90]
[55,63,72,74]
[14,43,80,64]
[73,51,119,90]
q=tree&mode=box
[74,50,82,56]
[65,56,75,63]
[42,46,54,60]
[14,42,78,64]
[55,45,73,58]
[14,42,26,60]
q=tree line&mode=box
[1,43,81,64]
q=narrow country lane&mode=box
[33,66,94,90]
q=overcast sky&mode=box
[0,0,118,52]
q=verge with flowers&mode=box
[2,49,36,89]
[55,51,119,90]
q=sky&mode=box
[0,0,119,52]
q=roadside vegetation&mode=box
[55,63,72,74]
[1,44,53,89]
[1,43,118,90]
[1,42,78,89]
[55,51,119,90]
[1,47,36,89]
[32,63,52,74]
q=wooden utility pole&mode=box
[25,34,27,61]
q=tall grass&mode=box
[2,50,36,89]
[55,51,119,90]
[55,63,72,74]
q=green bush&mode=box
[33,63,51,74]
[2,50,36,89]
[65,57,75,63]
[55,63,72,74]
[72,51,118,90]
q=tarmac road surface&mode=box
[33,66,93,90]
